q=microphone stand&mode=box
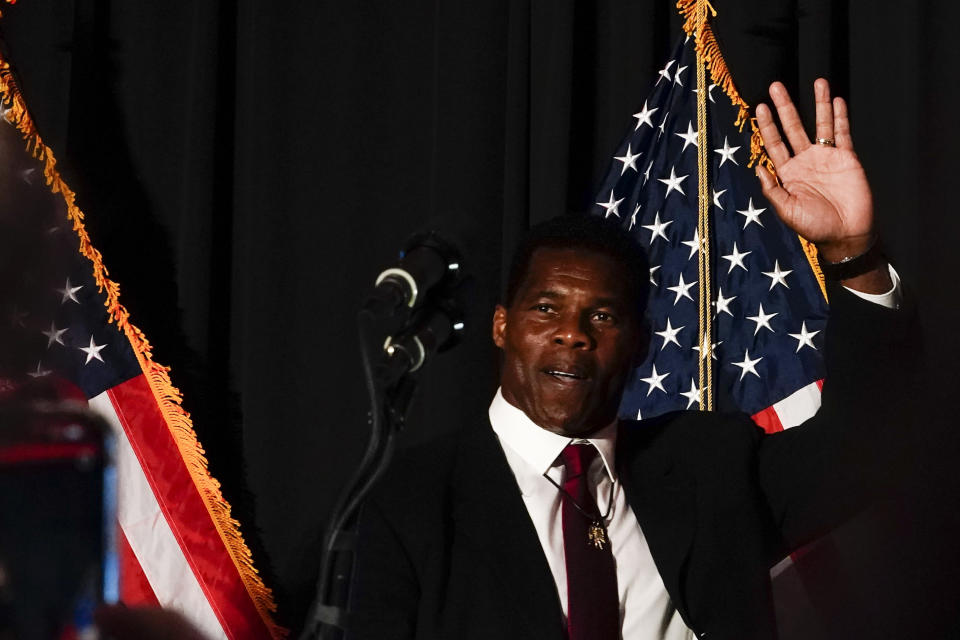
[300,272,466,640]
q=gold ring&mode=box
[816,137,835,147]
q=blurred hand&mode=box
[95,604,211,640]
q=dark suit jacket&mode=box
[349,285,916,640]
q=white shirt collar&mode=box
[488,387,618,481]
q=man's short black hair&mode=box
[503,214,651,318]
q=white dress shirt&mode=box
[489,389,694,640]
[485,267,902,638]
[844,263,901,309]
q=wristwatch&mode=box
[816,240,883,281]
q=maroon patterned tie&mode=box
[560,443,620,640]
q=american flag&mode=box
[591,34,829,432]
[0,43,283,639]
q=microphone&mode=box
[369,231,462,314]
[378,301,465,380]
[302,226,472,640]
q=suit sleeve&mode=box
[754,280,920,551]
[348,500,419,640]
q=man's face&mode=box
[492,247,647,437]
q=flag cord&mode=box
[694,0,714,411]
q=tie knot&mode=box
[560,442,599,478]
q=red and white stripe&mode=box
[752,379,825,578]
[90,374,274,639]
[751,379,823,434]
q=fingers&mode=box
[755,103,791,168]
[760,79,851,164]
[769,81,810,154]
[833,96,854,150]
[813,78,834,143]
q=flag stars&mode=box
[675,121,699,152]
[721,242,751,273]
[658,166,689,198]
[57,277,83,305]
[788,322,820,352]
[762,260,793,290]
[656,59,675,84]
[713,137,741,166]
[680,378,704,409]
[737,198,766,229]
[654,318,685,350]
[633,100,658,130]
[614,144,642,175]
[641,212,673,244]
[79,335,107,365]
[667,273,697,305]
[629,204,641,230]
[693,336,721,361]
[596,190,624,219]
[681,229,702,260]
[9,307,27,328]
[746,303,778,335]
[640,364,670,396]
[42,322,68,348]
[657,111,670,138]
[649,265,661,287]
[673,64,688,86]
[732,349,763,381]
[692,83,718,103]
[712,188,727,210]
[28,361,51,378]
[714,287,736,317]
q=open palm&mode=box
[755,80,874,262]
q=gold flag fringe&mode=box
[0,56,286,639]
[676,0,828,301]
[798,236,826,297]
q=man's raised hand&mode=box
[755,79,891,293]
[755,79,874,264]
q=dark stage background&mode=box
[2,0,958,635]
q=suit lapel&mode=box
[444,417,698,634]
[451,424,565,639]
[618,419,697,622]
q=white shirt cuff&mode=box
[842,263,902,309]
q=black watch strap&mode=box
[817,241,884,281]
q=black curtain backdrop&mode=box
[3,0,958,635]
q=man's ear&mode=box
[492,305,508,349]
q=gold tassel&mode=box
[675,0,827,301]
[0,58,286,639]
